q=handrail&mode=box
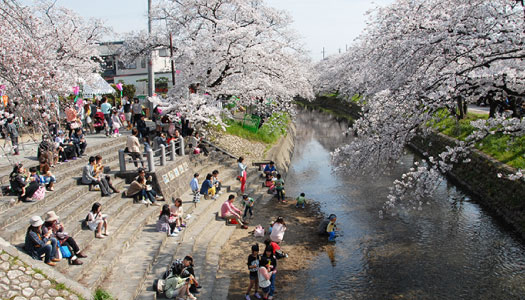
[118,137,185,173]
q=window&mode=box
[140,58,146,69]
[118,59,137,70]
[158,48,169,57]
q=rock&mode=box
[0,283,9,290]
[19,275,31,283]
[0,275,9,285]
[22,287,34,297]
[34,274,45,280]
[36,288,46,296]
[68,294,79,300]
[6,290,19,299]
[18,266,26,272]
[30,280,40,289]
[12,279,21,286]
[55,297,65,300]
[31,297,41,300]
[7,269,23,279]
[0,261,10,271]
[0,254,9,261]
[47,288,59,297]
[20,282,30,288]
[40,280,51,288]
[25,269,35,275]
[14,296,27,300]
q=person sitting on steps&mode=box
[42,211,86,265]
[157,204,179,237]
[94,155,120,193]
[263,161,277,176]
[86,202,109,239]
[24,216,60,266]
[9,163,39,203]
[220,194,248,229]
[82,156,111,197]
[125,168,162,205]
[200,173,217,200]
[71,128,87,157]
[170,197,185,231]
[37,157,56,191]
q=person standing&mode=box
[6,118,19,155]
[132,98,142,127]
[246,244,262,300]
[100,97,113,136]
[122,96,132,129]
[126,128,144,168]
[238,156,248,194]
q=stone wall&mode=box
[264,123,296,178]
[410,132,525,238]
[0,237,91,300]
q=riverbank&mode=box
[212,123,330,299]
[299,96,525,241]
[295,96,361,123]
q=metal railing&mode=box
[118,137,185,172]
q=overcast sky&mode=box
[27,0,394,61]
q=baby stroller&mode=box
[93,112,106,133]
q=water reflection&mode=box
[285,109,525,300]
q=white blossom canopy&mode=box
[121,0,314,126]
[314,0,525,212]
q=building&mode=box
[98,41,174,96]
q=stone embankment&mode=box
[298,97,525,239]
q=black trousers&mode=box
[61,236,80,254]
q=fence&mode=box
[118,137,185,173]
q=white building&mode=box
[98,42,174,96]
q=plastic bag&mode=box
[254,225,265,237]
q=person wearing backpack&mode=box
[245,244,262,300]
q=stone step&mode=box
[192,212,237,300]
[75,203,157,288]
[1,160,124,244]
[0,136,127,185]
[135,169,239,300]
[0,140,126,214]
[98,160,234,299]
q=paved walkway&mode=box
[468,104,489,115]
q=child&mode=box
[242,194,255,218]
[246,244,262,300]
[327,214,337,242]
[189,173,200,203]
[295,193,306,209]
[264,239,288,259]
[274,174,285,202]
[265,173,275,193]
[111,109,122,137]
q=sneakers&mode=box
[140,199,148,204]
[246,295,251,300]
[241,225,249,229]
[254,293,262,299]
[169,233,178,237]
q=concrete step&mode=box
[75,203,157,288]
[1,160,124,244]
[100,160,234,299]
[192,212,237,300]
[135,168,239,300]
[0,142,125,215]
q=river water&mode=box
[285,109,525,300]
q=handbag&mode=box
[60,245,72,258]
[254,225,265,237]
[32,186,46,201]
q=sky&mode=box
[27,0,394,61]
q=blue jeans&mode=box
[269,273,276,296]
[329,231,336,241]
[243,206,253,218]
[37,238,57,263]
[276,189,284,201]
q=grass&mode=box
[431,111,525,169]
[222,112,291,144]
[94,289,114,300]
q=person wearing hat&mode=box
[42,211,86,265]
[245,244,262,300]
[24,216,60,266]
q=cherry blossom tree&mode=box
[121,0,314,126]
[0,0,106,133]
[315,0,525,212]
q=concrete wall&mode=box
[265,123,297,179]
[410,132,525,238]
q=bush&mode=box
[93,289,113,300]
[223,112,291,144]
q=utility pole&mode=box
[147,0,155,97]
[170,32,175,86]
[322,47,325,60]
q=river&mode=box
[284,109,525,300]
